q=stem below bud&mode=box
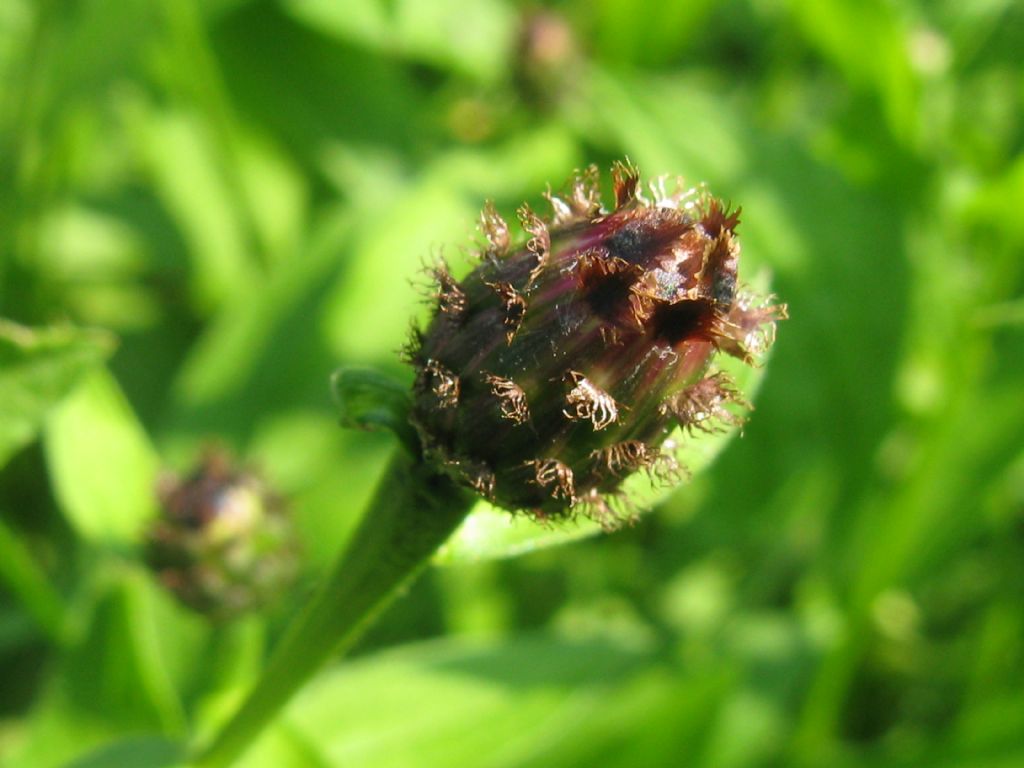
[191,452,474,768]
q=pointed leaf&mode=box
[44,367,160,547]
[331,367,417,453]
[0,320,114,470]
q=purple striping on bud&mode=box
[407,161,786,526]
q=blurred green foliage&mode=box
[1,0,1023,766]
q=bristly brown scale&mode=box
[612,159,641,208]
[578,488,637,531]
[648,447,685,486]
[431,262,467,317]
[479,201,509,258]
[545,164,603,226]
[592,440,657,477]
[516,204,550,286]
[530,458,576,505]
[407,162,785,525]
[485,281,527,343]
[418,359,460,408]
[454,459,496,499]
[483,372,530,424]
[568,164,602,219]
[713,294,788,363]
[564,371,620,430]
[662,372,748,434]
[544,184,574,226]
[700,198,742,239]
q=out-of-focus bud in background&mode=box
[146,450,298,621]
[514,9,582,110]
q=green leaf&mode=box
[239,635,650,768]
[282,0,389,51]
[6,569,188,768]
[44,366,160,547]
[65,570,186,731]
[169,206,353,414]
[65,737,185,768]
[787,0,918,142]
[321,178,474,364]
[0,320,114,470]
[592,0,718,67]
[0,514,67,643]
[286,0,516,84]
[129,107,257,313]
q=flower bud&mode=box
[407,162,785,526]
[145,450,298,620]
[514,9,580,109]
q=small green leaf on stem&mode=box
[331,367,418,453]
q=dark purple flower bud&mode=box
[145,450,298,620]
[407,162,785,527]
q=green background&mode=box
[1,0,1023,765]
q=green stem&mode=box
[0,513,68,645]
[191,450,473,768]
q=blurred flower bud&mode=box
[407,162,785,527]
[515,9,581,109]
[146,450,298,620]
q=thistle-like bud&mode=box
[145,450,298,620]
[407,162,785,527]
